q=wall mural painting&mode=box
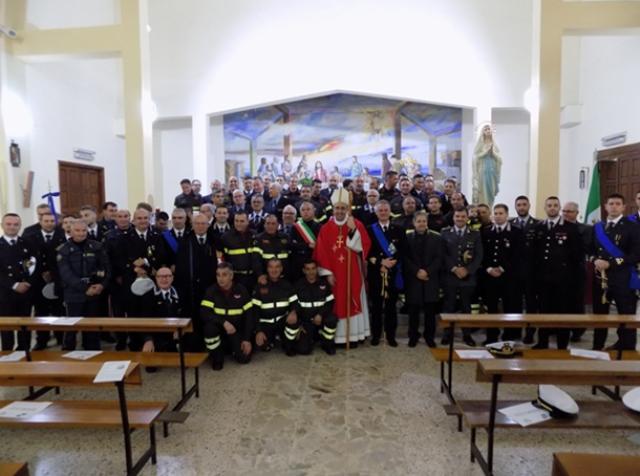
[223,93,462,187]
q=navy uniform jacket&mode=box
[403,230,444,304]
[57,239,110,303]
[24,229,66,304]
[119,229,167,288]
[441,226,483,287]
[509,216,539,280]
[0,236,38,304]
[590,216,640,289]
[481,223,523,276]
[533,218,582,286]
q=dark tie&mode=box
[457,230,463,238]
[89,231,96,240]
[496,227,502,235]
[45,234,52,242]
[382,225,388,233]
[606,221,614,231]
[139,233,146,241]
[199,237,205,245]
[548,221,554,231]
[177,231,182,238]
[163,292,171,304]
[520,219,525,227]
[9,238,16,246]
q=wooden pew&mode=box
[0,361,167,476]
[552,452,640,476]
[438,313,640,404]
[430,347,640,431]
[0,317,198,408]
[463,359,640,476]
[0,462,29,476]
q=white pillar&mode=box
[209,114,225,181]
[192,112,209,186]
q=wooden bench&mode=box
[463,359,640,476]
[431,347,640,431]
[0,462,29,476]
[0,317,198,409]
[437,313,640,404]
[552,452,640,476]
[0,362,167,476]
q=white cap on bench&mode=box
[623,387,640,413]
[534,385,579,418]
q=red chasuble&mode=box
[313,217,371,319]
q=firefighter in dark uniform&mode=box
[441,207,483,347]
[311,179,331,223]
[24,212,66,350]
[119,208,167,350]
[140,267,180,369]
[392,196,418,234]
[591,193,640,350]
[403,211,443,347]
[509,195,540,343]
[57,220,110,351]
[367,200,404,347]
[200,262,254,370]
[220,211,261,293]
[174,214,217,351]
[480,204,523,344]
[253,259,300,356]
[350,177,367,218]
[294,260,337,355]
[289,201,322,282]
[532,197,582,349]
[253,214,292,281]
[0,213,38,350]
[426,194,447,233]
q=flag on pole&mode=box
[584,164,600,224]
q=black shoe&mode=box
[387,338,398,347]
[349,342,358,349]
[426,339,437,348]
[285,348,296,357]
[32,344,47,351]
[532,342,548,350]
[408,338,418,348]
[371,337,380,346]
[605,342,622,351]
[441,336,451,346]
[211,360,223,371]
[463,335,476,347]
[523,331,535,345]
[322,344,336,355]
[145,366,158,373]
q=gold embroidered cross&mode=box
[336,235,345,248]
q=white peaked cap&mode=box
[331,188,351,207]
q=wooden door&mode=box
[597,142,640,215]
[58,161,105,216]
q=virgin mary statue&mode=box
[472,124,502,206]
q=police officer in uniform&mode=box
[532,196,582,349]
[294,260,337,355]
[367,200,404,347]
[57,220,110,350]
[220,211,261,293]
[591,193,640,350]
[403,211,443,347]
[441,207,483,346]
[253,258,300,356]
[481,204,523,344]
[200,262,254,370]
[0,213,37,350]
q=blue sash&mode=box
[163,230,179,254]
[628,213,639,223]
[594,222,640,290]
[372,224,404,290]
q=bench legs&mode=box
[469,375,500,476]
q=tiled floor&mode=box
[1,329,639,476]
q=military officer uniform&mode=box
[441,225,483,346]
[57,237,110,350]
[200,282,254,370]
[294,275,337,354]
[252,278,299,355]
[0,235,38,350]
[532,217,582,349]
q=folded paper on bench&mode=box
[0,401,52,419]
[499,402,551,427]
[93,360,131,383]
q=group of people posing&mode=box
[1,170,638,371]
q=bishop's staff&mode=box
[346,189,353,351]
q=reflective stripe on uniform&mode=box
[205,335,221,350]
[257,250,289,259]
[225,248,252,256]
[259,313,287,324]
[201,299,215,309]
[213,307,245,316]
[284,326,299,340]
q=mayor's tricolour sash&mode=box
[294,219,316,245]
[594,222,640,290]
[372,223,403,290]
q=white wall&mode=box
[24,58,126,222]
[492,109,530,209]
[153,119,193,212]
[559,34,640,218]
[149,0,533,118]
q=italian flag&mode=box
[584,164,600,224]
[294,219,316,245]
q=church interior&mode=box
[1,1,640,475]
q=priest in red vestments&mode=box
[313,188,371,345]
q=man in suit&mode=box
[481,204,523,344]
[356,189,378,226]
[162,208,189,266]
[229,189,249,220]
[532,196,583,349]
[210,206,232,248]
[591,193,640,350]
[24,212,67,350]
[509,195,540,344]
[79,205,104,242]
[367,200,404,347]
[265,183,290,221]
[441,207,483,346]
[0,213,38,350]
[22,204,52,240]
[403,211,443,347]
[248,194,268,233]
[289,201,322,282]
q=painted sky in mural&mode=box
[223,93,462,183]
